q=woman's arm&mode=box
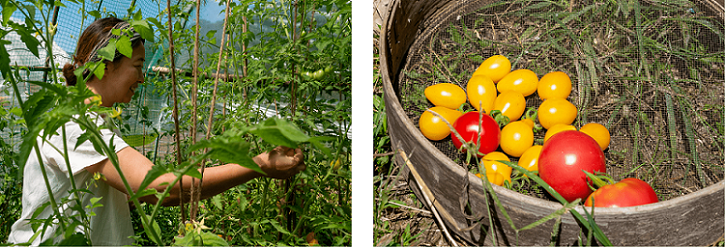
[85,146,305,206]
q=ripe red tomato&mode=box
[538,130,606,202]
[584,178,659,207]
[451,111,501,157]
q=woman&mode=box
[7,17,306,245]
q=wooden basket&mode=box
[380,0,725,245]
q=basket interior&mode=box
[397,0,725,201]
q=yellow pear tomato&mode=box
[544,124,577,143]
[538,98,577,129]
[537,71,572,100]
[466,74,497,114]
[424,83,467,109]
[500,121,534,157]
[518,145,543,174]
[580,122,611,151]
[496,69,539,97]
[472,55,511,83]
[480,151,512,186]
[419,106,463,141]
[493,91,526,122]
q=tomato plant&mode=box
[537,98,577,129]
[419,106,463,141]
[537,71,572,100]
[451,111,501,157]
[499,120,534,157]
[424,83,466,109]
[584,178,659,207]
[466,74,497,114]
[538,130,606,202]
[496,69,539,97]
[472,55,511,82]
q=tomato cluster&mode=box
[418,55,659,207]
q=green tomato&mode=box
[301,71,312,80]
[311,69,325,80]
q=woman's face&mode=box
[89,44,145,107]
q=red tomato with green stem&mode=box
[584,176,659,207]
[538,130,606,202]
[451,111,501,157]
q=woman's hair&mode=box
[62,17,144,86]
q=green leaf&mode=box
[128,188,157,202]
[116,35,133,58]
[142,217,163,245]
[268,219,292,236]
[182,165,203,179]
[49,232,89,246]
[21,34,40,58]
[87,10,101,19]
[308,136,333,158]
[129,19,154,42]
[144,216,162,245]
[133,9,142,21]
[138,164,170,193]
[75,131,92,151]
[0,39,11,75]
[206,30,217,39]
[1,3,16,26]
[92,62,106,80]
[173,232,229,246]
[249,117,310,148]
[97,39,117,61]
[86,197,103,210]
[211,195,223,211]
[189,135,262,174]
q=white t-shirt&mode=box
[7,115,134,246]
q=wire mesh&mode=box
[397,0,725,201]
[1,1,165,152]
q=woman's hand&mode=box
[254,146,306,179]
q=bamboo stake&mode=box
[166,0,186,224]
[242,15,248,101]
[285,0,300,234]
[197,0,232,209]
[189,0,201,221]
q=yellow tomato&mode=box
[537,71,572,100]
[493,91,526,122]
[537,98,577,129]
[472,55,511,83]
[419,107,463,141]
[476,172,507,187]
[544,124,577,143]
[500,121,534,157]
[466,74,497,114]
[518,145,543,174]
[496,69,539,97]
[580,122,611,151]
[424,83,467,109]
[481,151,512,186]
